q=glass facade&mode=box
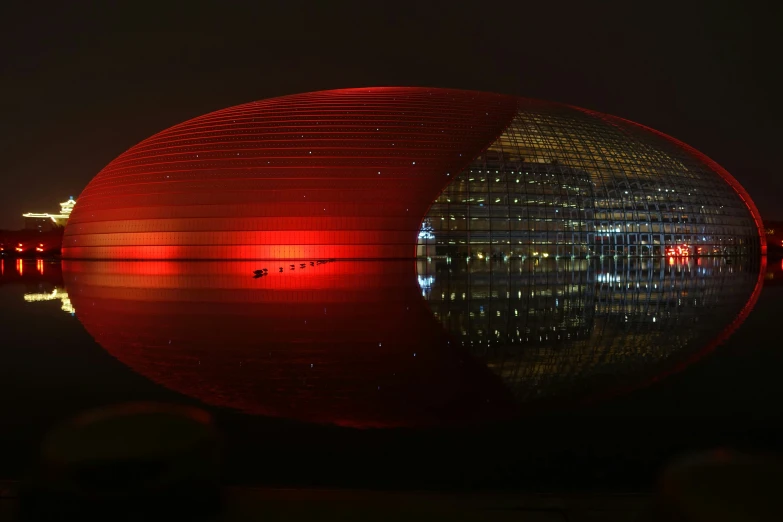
[422,101,763,259]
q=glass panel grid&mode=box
[422,102,759,259]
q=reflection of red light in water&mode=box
[0,261,63,285]
[64,260,518,428]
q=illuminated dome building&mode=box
[62,88,764,260]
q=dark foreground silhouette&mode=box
[9,402,782,521]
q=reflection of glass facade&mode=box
[423,102,763,259]
[420,256,763,402]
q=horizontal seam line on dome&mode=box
[183,100,505,115]
[131,129,497,149]
[166,110,498,126]
[75,186,435,202]
[63,243,416,247]
[84,175,453,191]
[120,135,487,153]
[65,228,418,235]
[143,116,502,133]
[88,166,464,183]
[106,146,476,163]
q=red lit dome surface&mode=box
[63,87,765,260]
[64,88,517,259]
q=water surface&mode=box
[1,255,779,489]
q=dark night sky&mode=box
[0,1,779,230]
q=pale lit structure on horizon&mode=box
[23,197,76,232]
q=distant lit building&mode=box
[24,197,76,232]
[764,221,783,251]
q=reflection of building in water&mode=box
[419,256,763,402]
[23,287,75,314]
[63,260,517,428]
[0,259,72,313]
[764,257,783,286]
[63,257,761,426]
[0,258,64,283]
